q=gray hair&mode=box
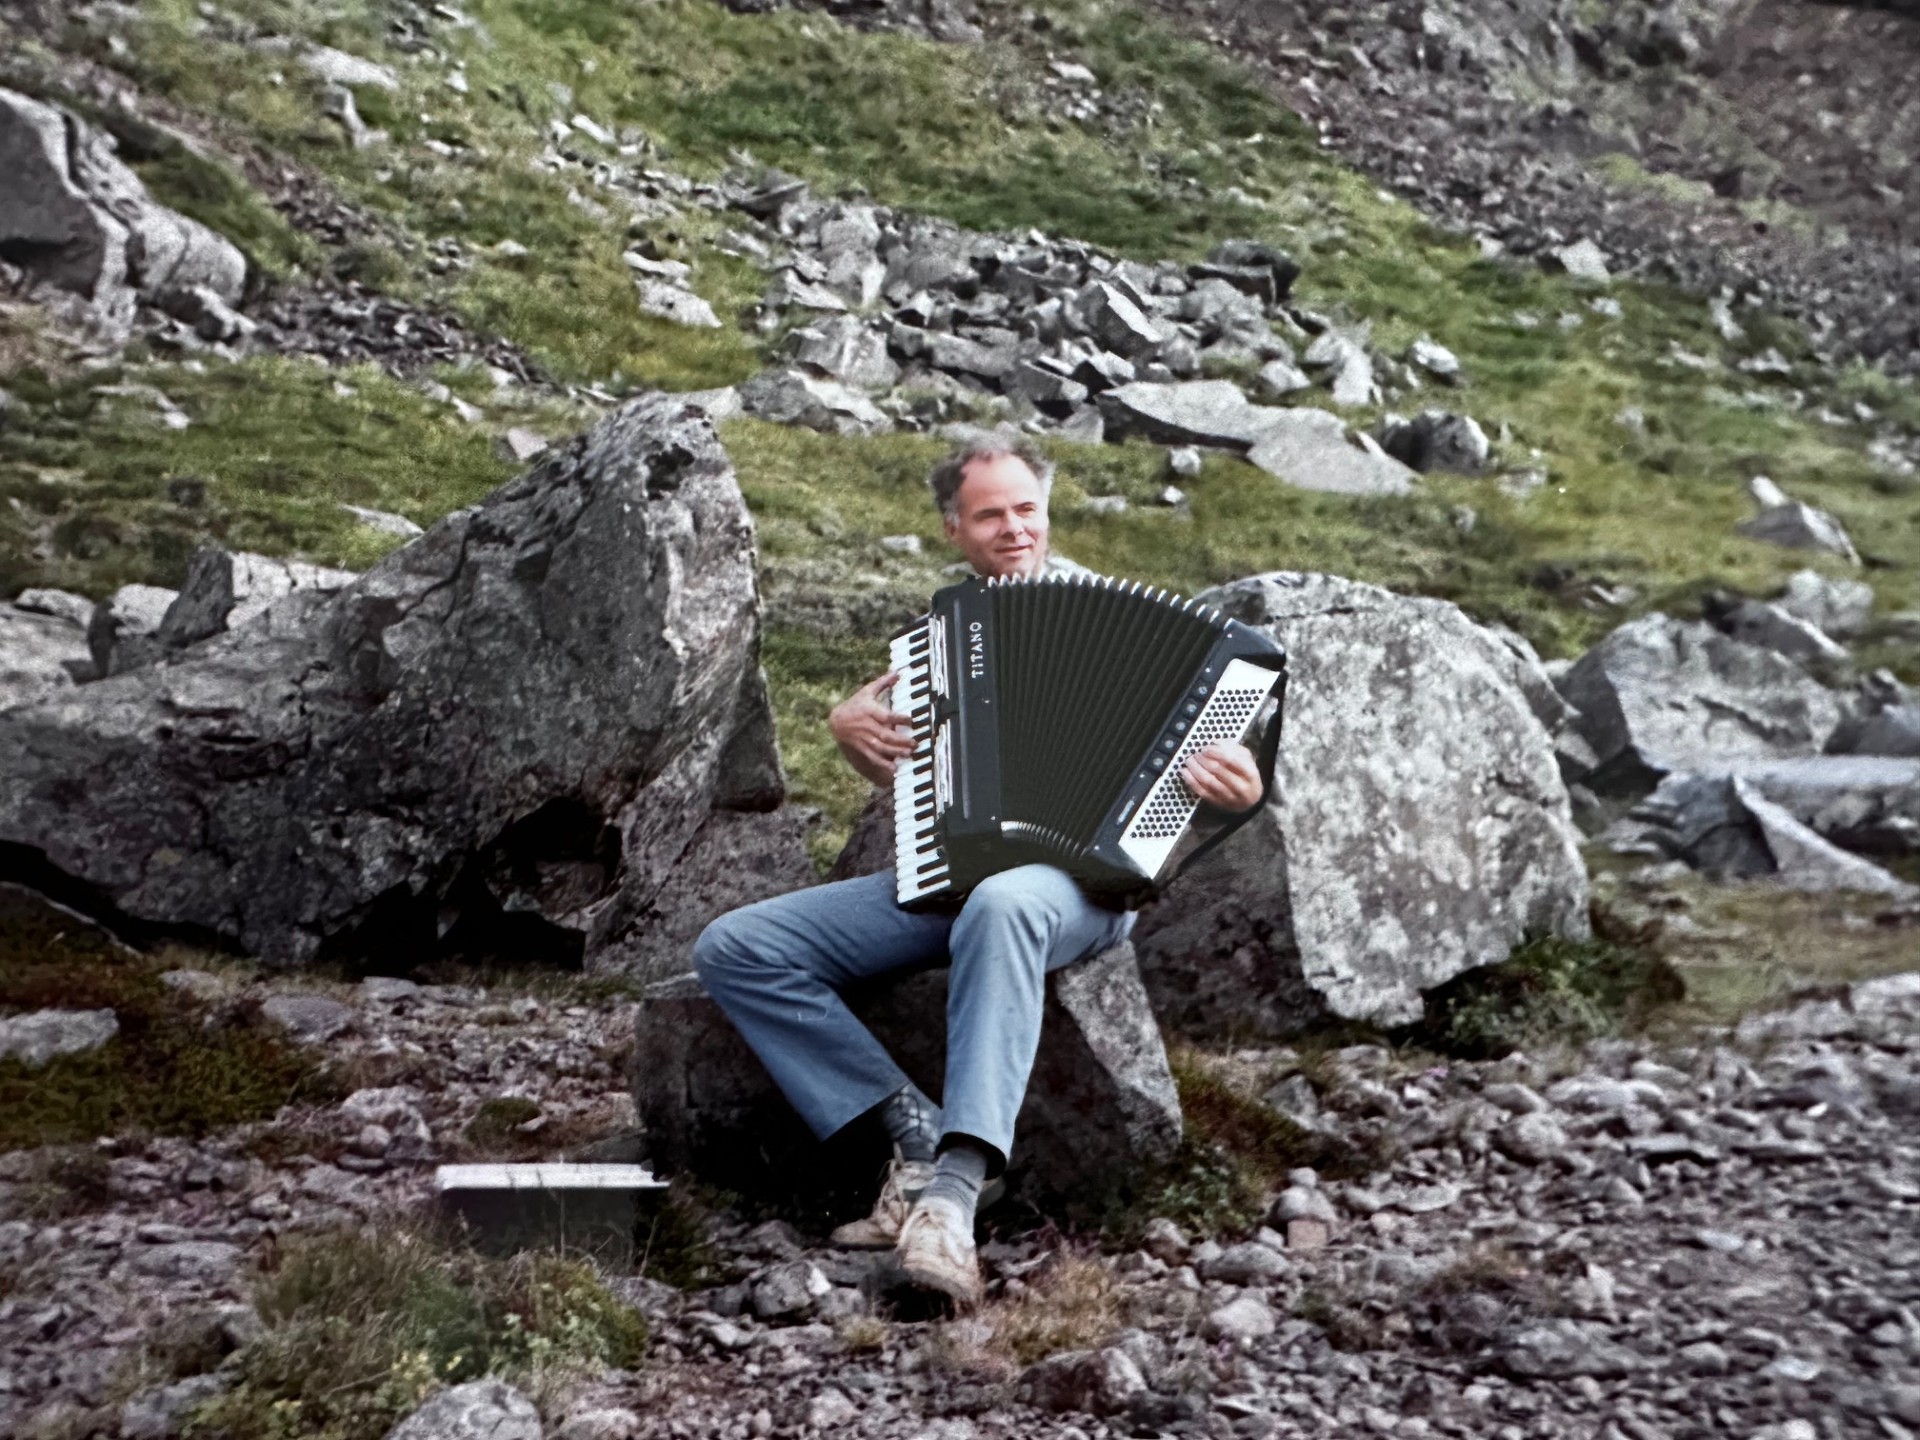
[926,437,1055,520]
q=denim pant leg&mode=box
[940,864,1136,1167]
[692,870,955,1142]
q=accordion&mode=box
[887,574,1286,907]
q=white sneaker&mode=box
[829,1156,934,1249]
[894,1193,983,1308]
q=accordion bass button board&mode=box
[888,574,1287,907]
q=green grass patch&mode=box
[0,895,338,1152]
[85,0,1312,380]
[106,116,322,281]
[1591,872,1920,1032]
[0,357,521,595]
[186,1226,647,1440]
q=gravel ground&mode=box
[3,932,1918,1438]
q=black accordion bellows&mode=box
[888,573,1287,907]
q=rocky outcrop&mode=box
[631,942,1183,1201]
[1619,768,1917,898]
[385,1380,540,1440]
[87,584,177,678]
[0,396,799,970]
[1377,410,1491,476]
[1132,573,1590,1032]
[1,602,92,710]
[153,548,358,651]
[1556,614,1842,796]
[0,88,246,346]
[704,178,1438,452]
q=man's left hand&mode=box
[1180,741,1265,813]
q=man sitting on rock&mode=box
[693,439,1267,1306]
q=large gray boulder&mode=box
[1377,410,1491,476]
[0,396,798,970]
[1245,410,1417,496]
[1736,477,1859,565]
[1847,705,1920,760]
[0,88,246,345]
[1706,596,1849,673]
[587,806,819,981]
[631,942,1182,1202]
[1094,383,1417,496]
[1097,380,1283,449]
[737,367,891,435]
[1777,569,1874,640]
[1557,614,1843,795]
[1133,573,1589,1032]
[1719,756,1920,860]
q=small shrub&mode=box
[1293,1285,1379,1352]
[1171,1048,1381,1185]
[632,1184,726,1292]
[1412,924,1685,1061]
[185,1225,647,1440]
[1091,1137,1266,1246]
[6,1144,117,1220]
[1088,1048,1388,1244]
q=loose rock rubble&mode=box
[695,171,1479,480]
[1142,0,1920,377]
[16,944,1919,1438]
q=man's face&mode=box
[943,454,1050,580]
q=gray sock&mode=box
[877,1083,942,1164]
[918,1138,992,1217]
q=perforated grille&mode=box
[1124,687,1266,841]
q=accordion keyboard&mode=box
[889,617,950,903]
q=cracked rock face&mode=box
[0,395,793,971]
[1133,573,1590,1031]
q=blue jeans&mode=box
[693,866,1135,1167]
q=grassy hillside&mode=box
[3,0,1917,861]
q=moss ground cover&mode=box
[1086,1043,1385,1243]
[0,896,337,1151]
[1409,928,1686,1061]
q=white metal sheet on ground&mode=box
[434,1163,667,1192]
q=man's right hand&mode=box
[829,672,916,787]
